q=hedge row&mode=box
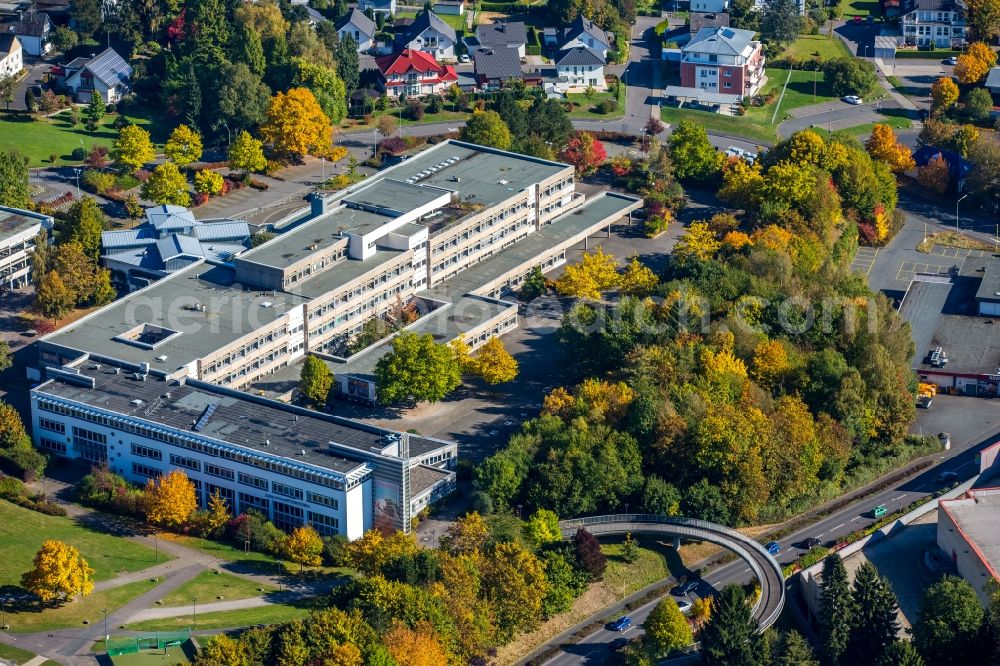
[894,48,962,58]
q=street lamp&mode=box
[153,532,158,564]
[192,597,197,631]
[956,193,970,229]
[220,120,231,147]
[103,607,109,641]
[373,129,381,160]
[73,168,81,199]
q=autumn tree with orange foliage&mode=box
[954,42,997,84]
[144,469,198,529]
[261,87,333,159]
[865,124,916,173]
[384,621,451,666]
[931,77,959,113]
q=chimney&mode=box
[311,193,327,217]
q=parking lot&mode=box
[895,260,952,282]
[851,247,879,275]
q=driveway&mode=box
[778,98,904,137]
[10,60,51,112]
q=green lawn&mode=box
[0,500,167,586]
[0,641,37,662]
[567,84,627,119]
[396,9,469,31]
[124,596,328,632]
[0,106,169,167]
[600,539,674,598]
[814,116,913,138]
[157,570,275,607]
[342,108,469,132]
[781,34,851,61]
[6,579,158,634]
[159,533,289,577]
[839,0,880,16]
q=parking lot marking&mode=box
[896,261,951,281]
[851,247,879,275]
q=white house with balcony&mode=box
[337,8,376,52]
[555,46,606,90]
[899,0,967,48]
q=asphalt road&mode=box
[540,393,1000,665]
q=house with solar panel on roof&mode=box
[101,205,252,292]
[52,47,132,104]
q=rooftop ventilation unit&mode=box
[130,399,144,406]
[498,179,509,185]
[155,355,168,362]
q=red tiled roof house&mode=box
[376,48,458,99]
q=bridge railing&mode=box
[558,514,785,629]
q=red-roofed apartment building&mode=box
[376,48,458,99]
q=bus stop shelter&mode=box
[662,86,743,115]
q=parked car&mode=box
[871,504,887,519]
[765,541,781,556]
[938,432,952,449]
[842,95,863,105]
[945,56,958,65]
[610,616,632,631]
[459,54,470,63]
[801,537,822,549]
[671,580,699,596]
[676,598,693,614]
[725,146,758,163]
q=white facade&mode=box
[0,36,22,78]
[901,8,968,47]
[556,62,605,88]
[401,26,456,60]
[560,31,610,59]
[338,20,375,52]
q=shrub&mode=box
[85,146,110,168]
[0,475,25,500]
[379,136,407,155]
[406,100,425,120]
[106,103,116,114]
[114,173,140,190]
[0,447,47,481]
[71,147,87,161]
[596,99,617,114]
[82,169,117,194]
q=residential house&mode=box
[0,11,50,56]
[394,10,457,60]
[101,205,251,291]
[473,47,523,87]
[899,0,967,48]
[466,21,528,58]
[435,0,467,15]
[680,26,766,98]
[358,0,396,16]
[338,8,377,52]
[0,33,21,77]
[559,15,611,60]
[555,46,606,90]
[376,48,458,98]
[56,47,132,103]
[912,145,972,192]
[1,206,51,292]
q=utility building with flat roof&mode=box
[937,487,1000,606]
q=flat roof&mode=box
[292,248,409,299]
[41,263,309,371]
[332,192,640,379]
[35,368,454,474]
[898,277,952,362]
[410,464,453,497]
[239,207,380,270]
[0,207,43,243]
[941,490,1000,578]
[976,256,1000,303]
[343,178,450,215]
[380,140,569,209]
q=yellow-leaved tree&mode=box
[865,124,916,173]
[144,469,198,529]
[164,124,203,167]
[471,336,518,386]
[672,221,721,264]
[955,41,997,84]
[438,511,489,555]
[194,170,224,196]
[205,489,230,536]
[228,131,267,175]
[750,339,790,389]
[618,258,658,296]
[261,87,333,159]
[384,621,451,666]
[554,247,619,298]
[111,125,155,173]
[282,525,324,570]
[346,529,419,575]
[20,540,95,602]
[931,76,959,114]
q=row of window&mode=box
[39,437,67,454]
[205,462,235,480]
[38,417,65,434]
[38,399,352,492]
[170,453,200,470]
[431,201,530,255]
[282,246,348,287]
[308,261,409,321]
[432,221,532,275]
[131,443,162,460]
[540,178,574,199]
[132,462,161,479]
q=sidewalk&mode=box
[124,589,315,623]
